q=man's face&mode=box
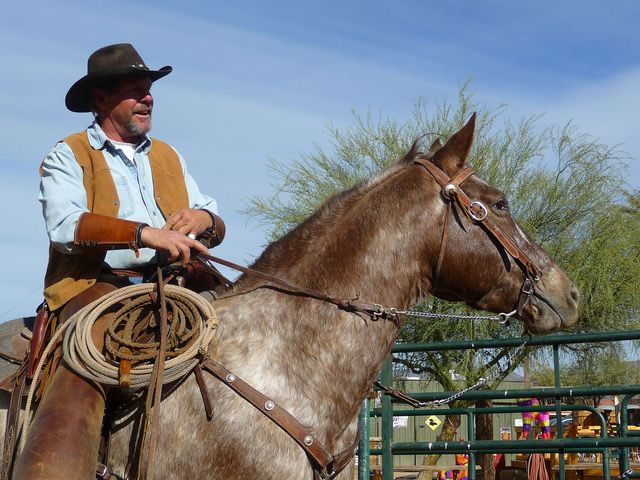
[94,76,154,142]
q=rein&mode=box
[197,253,399,319]
[197,253,518,324]
[197,159,553,324]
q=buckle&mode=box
[498,310,517,325]
[469,201,488,221]
[521,279,534,295]
[372,304,384,317]
[96,463,108,478]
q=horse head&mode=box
[410,113,579,333]
[243,114,578,336]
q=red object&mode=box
[493,453,506,475]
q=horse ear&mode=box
[432,113,476,176]
[399,136,443,165]
[425,138,443,158]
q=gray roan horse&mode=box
[7,114,580,479]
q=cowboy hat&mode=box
[65,43,172,113]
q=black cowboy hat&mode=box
[65,43,172,113]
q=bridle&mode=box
[413,156,542,318]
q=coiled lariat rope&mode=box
[20,283,217,452]
[64,283,217,387]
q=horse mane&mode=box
[235,140,435,293]
[235,134,447,287]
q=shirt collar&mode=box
[87,121,152,153]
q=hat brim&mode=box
[65,65,172,113]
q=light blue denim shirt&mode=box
[39,122,218,268]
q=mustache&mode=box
[132,105,152,114]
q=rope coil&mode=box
[20,283,217,453]
[63,283,218,388]
[105,293,201,362]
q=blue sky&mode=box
[1,0,639,321]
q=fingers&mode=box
[162,212,179,231]
[162,210,181,231]
[174,223,192,235]
[190,237,209,255]
[141,227,209,265]
[165,239,191,265]
[163,210,193,231]
[176,241,192,266]
[173,235,208,265]
[162,209,211,235]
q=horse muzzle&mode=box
[521,268,579,334]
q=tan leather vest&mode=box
[43,131,189,311]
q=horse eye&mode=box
[494,199,509,211]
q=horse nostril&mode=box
[570,286,579,304]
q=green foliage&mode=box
[531,346,640,406]
[243,83,639,392]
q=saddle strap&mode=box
[138,267,171,480]
[1,364,27,480]
[27,301,51,378]
[193,365,213,420]
[200,358,358,478]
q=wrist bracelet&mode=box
[135,223,149,249]
[201,209,218,237]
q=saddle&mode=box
[0,316,36,392]
[0,313,47,480]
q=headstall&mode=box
[413,157,541,317]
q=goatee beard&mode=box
[125,111,152,138]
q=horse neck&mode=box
[228,167,444,441]
[241,167,443,308]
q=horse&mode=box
[5,114,579,479]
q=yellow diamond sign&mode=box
[426,415,442,431]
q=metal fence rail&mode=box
[358,330,640,480]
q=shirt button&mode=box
[152,212,157,216]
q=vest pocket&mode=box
[151,166,189,217]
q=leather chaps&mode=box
[12,281,121,480]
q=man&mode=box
[13,43,224,479]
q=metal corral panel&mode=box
[371,379,525,467]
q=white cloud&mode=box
[544,69,640,154]
[491,68,640,188]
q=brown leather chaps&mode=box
[12,281,121,480]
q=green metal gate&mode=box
[357,330,640,480]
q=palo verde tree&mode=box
[244,84,640,477]
[531,344,640,408]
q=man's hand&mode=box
[140,227,208,265]
[161,208,212,236]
